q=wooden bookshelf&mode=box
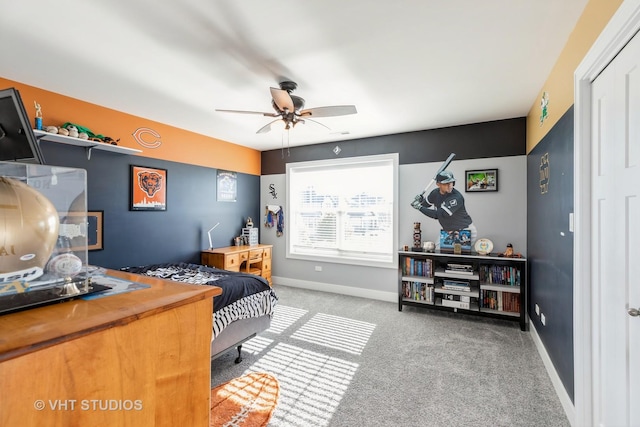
[399,250,527,331]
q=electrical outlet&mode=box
[315,266,322,272]
[535,304,540,315]
[541,313,546,326]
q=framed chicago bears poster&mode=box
[130,165,167,211]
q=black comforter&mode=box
[122,262,273,312]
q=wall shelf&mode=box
[34,129,142,159]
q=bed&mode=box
[122,262,278,363]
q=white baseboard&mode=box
[529,319,575,427]
[272,276,397,303]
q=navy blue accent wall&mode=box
[40,141,260,270]
[527,106,574,402]
[262,117,526,174]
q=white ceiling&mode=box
[1,0,588,151]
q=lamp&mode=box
[207,223,220,249]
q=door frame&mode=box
[574,0,640,425]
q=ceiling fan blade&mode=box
[216,109,280,117]
[256,118,283,134]
[270,87,294,112]
[305,118,331,131]
[299,105,357,118]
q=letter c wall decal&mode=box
[132,127,162,148]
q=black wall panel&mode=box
[527,106,574,402]
[40,142,260,270]
[261,117,526,174]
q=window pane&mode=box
[287,155,397,266]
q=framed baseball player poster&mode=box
[130,165,167,211]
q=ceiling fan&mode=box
[216,81,357,134]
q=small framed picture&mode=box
[59,211,104,251]
[86,211,104,250]
[465,169,498,192]
[130,165,167,211]
[217,170,237,202]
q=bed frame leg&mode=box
[234,345,243,364]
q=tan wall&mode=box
[526,0,623,153]
[0,77,261,175]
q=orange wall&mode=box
[0,77,261,175]
[525,0,623,153]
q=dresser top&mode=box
[202,244,272,255]
[0,269,221,362]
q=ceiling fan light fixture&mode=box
[218,81,357,135]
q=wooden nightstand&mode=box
[201,244,272,285]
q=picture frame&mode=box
[465,169,498,192]
[86,211,104,251]
[59,211,104,251]
[130,165,167,211]
[217,170,237,202]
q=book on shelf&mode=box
[403,257,433,278]
[402,281,434,303]
[479,289,520,313]
[478,265,521,286]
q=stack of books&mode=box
[445,263,474,275]
[441,279,471,292]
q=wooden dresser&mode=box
[0,269,221,427]
[201,244,272,285]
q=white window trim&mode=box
[285,153,399,269]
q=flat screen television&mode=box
[0,87,45,164]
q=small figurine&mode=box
[102,136,119,146]
[412,222,422,250]
[66,125,79,138]
[500,243,523,258]
[34,101,43,130]
[423,241,436,252]
[246,217,254,228]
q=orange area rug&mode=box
[210,372,280,427]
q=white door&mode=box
[591,29,640,426]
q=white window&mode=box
[286,153,398,268]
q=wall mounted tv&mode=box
[0,87,45,164]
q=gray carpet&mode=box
[210,285,570,427]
